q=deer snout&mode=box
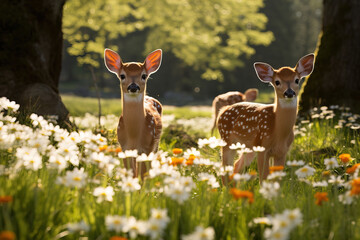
[284,88,296,98]
[127,83,140,93]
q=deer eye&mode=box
[275,80,281,86]
[141,74,147,80]
[295,78,299,84]
[120,74,126,80]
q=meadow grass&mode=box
[1,97,360,240]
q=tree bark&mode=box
[299,0,360,113]
[0,0,69,124]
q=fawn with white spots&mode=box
[104,48,163,177]
[217,54,315,182]
[211,88,258,134]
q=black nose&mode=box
[284,88,296,98]
[127,83,140,93]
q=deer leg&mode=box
[138,162,150,180]
[234,152,256,173]
[257,152,269,182]
[221,146,237,185]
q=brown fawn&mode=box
[211,88,258,134]
[217,54,315,182]
[104,48,163,177]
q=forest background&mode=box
[61,0,322,105]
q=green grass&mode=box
[62,88,274,118]
[1,101,360,240]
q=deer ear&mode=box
[244,88,258,102]
[296,53,315,78]
[254,62,274,82]
[104,48,122,74]
[145,49,162,74]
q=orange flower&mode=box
[0,196,13,204]
[269,166,284,174]
[314,192,329,206]
[109,236,128,240]
[115,147,122,153]
[185,154,196,165]
[99,145,108,152]
[172,148,183,155]
[230,188,254,204]
[249,170,257,177]
[350,178,360,196]
[0,231,16,240]
[346,163,360,174]
[170,157,184,166]
[339,154,352,164]
[322,170,331,177]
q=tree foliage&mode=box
[63,0,273,81]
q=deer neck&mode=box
[273,95,298,139]
[121,92,146,137]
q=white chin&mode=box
[123,92,143,102]
[279,97,297,108]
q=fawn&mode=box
[217,54,315,182]
[104,48,163,177]
[211,88,258,134]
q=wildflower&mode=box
[105,215,127,232]
[264,228,288,240]
[314,192,329,206]
[328,175,345,186]
[136,152,156,162]
[259,181,280,200]
[322,170,331,178]
[339,153,352,164]
[147,208,170,239]
[93,186,115,203]
[269,166,284,174]
[324,157,339,170]
[253,146,265,152]
[339,190,354,205]
[98,145,108,152]
[312,181,328,187]
[229,188,254,204]
[170,157,184,166]
[198,173,220,188]
[61,168,88,188]
[286,160,305,167]
[182,226,215,240]
[267,171,287,181]
[198,137,226,149]
[183,148,200,159]
[232,173,251,182]
[89,152,111,168]
[252,217,271,225]
[0,196,13,204]
[0,231,16,240]
[110,236,128,240]
[119,177,141,193]
[164,176,193,204]
[229,142,246,150]
[350,178,360,196]
[295,165,316,178]
[185,155,196,165]
[16,147,43,171]
[346,163,360,174]
[172,148,183,155]
[48,153,68,171]
[283,208,303,228]
[122,216,147,239]
[66,220,90,233]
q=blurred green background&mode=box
[60,0,322,105]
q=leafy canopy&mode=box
[63,0,273,81]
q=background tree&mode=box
[62,0,273,81]
[299,0,360,113]
[0,0,69,124]
[61,0,322,103]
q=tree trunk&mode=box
[0,0,69,124]
[299,0,360,113]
